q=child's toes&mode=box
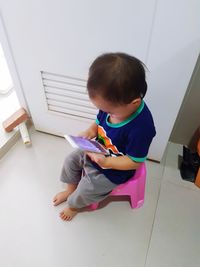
[60,211,68,220]
[61,214,69,221]
[53,199,60,206]
[60,211,65,219]
[53,196,59,205]
[59,208,77,221]
[53,197,57,203]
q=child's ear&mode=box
[131,98,141,105]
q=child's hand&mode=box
[78,122,98,139]
[78,130,94,139]
[86,152,110,169]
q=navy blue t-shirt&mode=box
[92,100,156,184]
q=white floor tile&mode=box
[0,130,161,267]
[145,181,200,267]
[163,142,199,192]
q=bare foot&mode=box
[60,207,78,221]
[53,184,77,206]
[53,191,70,206]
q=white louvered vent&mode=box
[41,71,97,120]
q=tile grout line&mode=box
[143,143,169,267]
[163,178,200,194]
[143,176,163,266]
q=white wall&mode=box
[145,0,200,160]
[170,55,200,146]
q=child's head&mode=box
[87,52,147,105]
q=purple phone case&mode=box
[69,135,108,154]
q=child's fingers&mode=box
[86,152,93,157]
[86,152,106,167]
[86,152,101,161]
[86,152,95,161]
[78,132,93,139]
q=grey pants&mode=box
[60,149,117,208]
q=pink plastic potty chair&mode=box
[90,162,147,210]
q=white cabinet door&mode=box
[1,0,200,161]
[1,0,156,132]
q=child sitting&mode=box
[53,52,156,221]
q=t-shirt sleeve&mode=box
[125,131,154,162]
[95,110,104,125]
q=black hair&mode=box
[87,52,147,105]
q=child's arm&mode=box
[78,122,98,139]
[86,153,141,170]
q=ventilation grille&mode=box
[41,71,97,120]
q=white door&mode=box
[1,0,200,161]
